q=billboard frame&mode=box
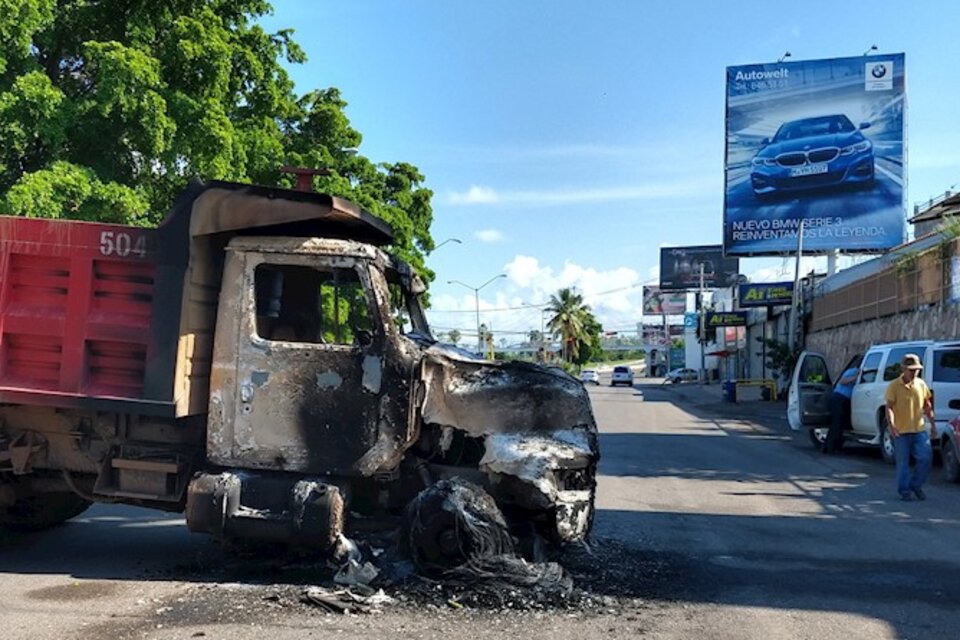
[722,53,907,258]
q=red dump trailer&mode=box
[0,217,162,409]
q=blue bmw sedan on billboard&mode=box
[724,54,906,256]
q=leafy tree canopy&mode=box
[0,0,434,278]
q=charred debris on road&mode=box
[158,529,677,619]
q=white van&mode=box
[789,341,960,462]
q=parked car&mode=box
[666,368,699,384]
[789,341,960,463]
[580,369,600,385]
[943,399,960,483]
[750,114,875,197]
[611,366,634,387]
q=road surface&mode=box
[2,377,959,639]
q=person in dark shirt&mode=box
[824,363,860,453]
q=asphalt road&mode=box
[2,378,959,639]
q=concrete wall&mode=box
[805,304,960,377]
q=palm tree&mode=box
[546,288,593,363]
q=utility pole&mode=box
[474,289,481,354]
[787,220,805,353]
[699,263,707,385]
[661,311,668,377]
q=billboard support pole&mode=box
[787,220,805,353]
[662,312,668,377]
[699,263,706,385]
[827,250,838,276]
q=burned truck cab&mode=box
[189,237,427,547]
[189,231,599,550]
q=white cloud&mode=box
[474,228,506,243]
[504,255,544,288]
[448,185,499,205]
[444,177,717,208]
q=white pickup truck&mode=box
[789,341,960,465]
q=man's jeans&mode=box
[893,431,932,495]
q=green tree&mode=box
[447,329,461,345]
[0,1,434,278]
[757,337,800,385]
[545,288,602,364]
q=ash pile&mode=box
[296,478,609,614]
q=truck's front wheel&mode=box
[1,492,91,532]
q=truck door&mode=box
[229,257,384,474]
[787,352,832,431]
[850,350,883,435]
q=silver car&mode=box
[610,366,634,387]
[580,369,600,385]
[667,368,699,384]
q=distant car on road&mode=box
[610,366,634,387]
[751,114,875,197]
[666,367,699,384]
[580,369,600,385]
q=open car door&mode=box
[787,351,833,432]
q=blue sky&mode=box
[264,1,960,342]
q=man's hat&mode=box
[901,354,923,370]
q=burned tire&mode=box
[1,492,91,532]
[401,479,514,575]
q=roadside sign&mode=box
[706,311,748,327]
[738,282,793,307]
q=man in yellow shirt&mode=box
[884,354,935,501]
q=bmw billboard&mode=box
[724,54,906,256]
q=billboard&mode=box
[643,286,687,315]
[639,324,683,346]
[724,54,906,256]
[640,325,669,346]
[660,245,740,291]
[706,311,748,327]
[738,281,794,307]
[669,346,685,369]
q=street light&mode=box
[448,274,507,355]
[863,44,878,56]
[429,237,462,254]
[777,51,791,63]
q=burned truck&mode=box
[0,180,598,562]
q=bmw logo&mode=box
[871,64,888,79]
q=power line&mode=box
[428,281,649,313]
